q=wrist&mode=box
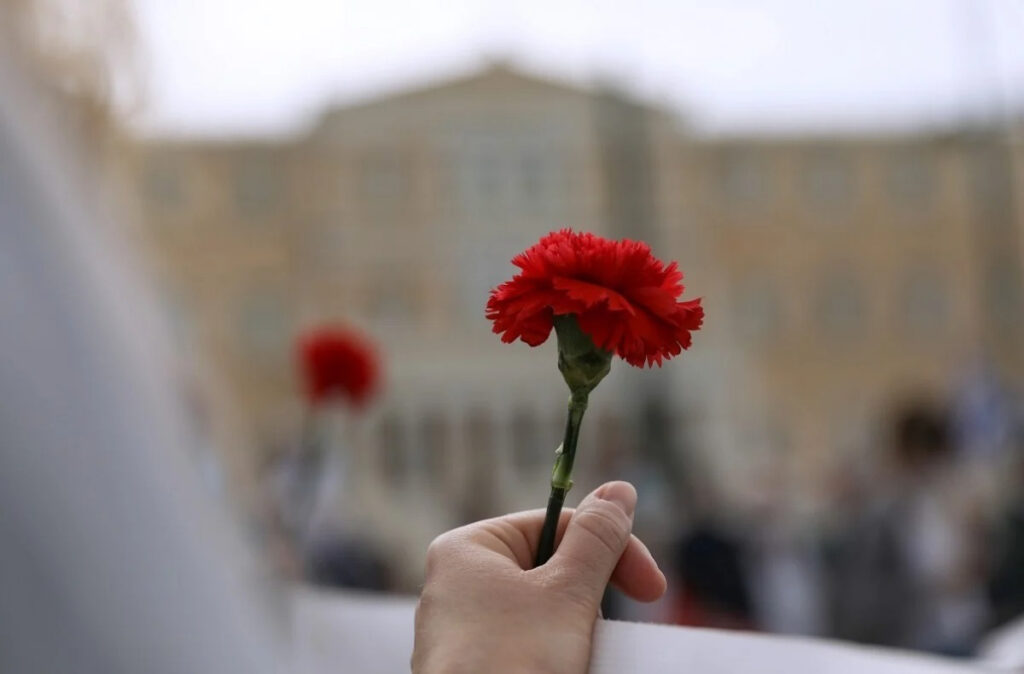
[414,632,554,674]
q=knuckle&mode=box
[574,501,631,557]
[414,583,438,621]
[424,531,456,576]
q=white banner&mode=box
[291,588,1006,674]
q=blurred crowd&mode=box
[258,393,1024,658]
[662,400,1023,656]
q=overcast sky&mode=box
[132,0,1024,137]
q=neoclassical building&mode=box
[124,64,1024,584]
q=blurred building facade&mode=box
[124,64,1024,585]
[682,131,1024,493]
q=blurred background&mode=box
[8,0,1024,658]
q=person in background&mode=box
[746,469,827,637]
[987,430,1024,630]
[670,519,755,630]
[824,403,989,654]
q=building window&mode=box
[803,151,853,210]
[379,413,407,484]
[720,151,770,207]
[968,146,1010,207]
[233,159,280,217]
[370,276,416,326]
[466,408,494,455]
[308,220,347,269]
[887,151,933,206]
[815,274,865,336]
[454,142,511,218]
[458,239,514,321]
[988,258,1024,329]
[901,270,949,335]
[451,133,565,222]
[360,151,406,220]
[474,152,503,208]
[418,411,450,480]
[237,288,289,356]
[461,408,497,521]
[734,279,783,340]
[520,150,562,217]
[510,408,543,473]
[595,413,627,475]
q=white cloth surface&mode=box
[291,588,998,673]
[978,614,1024,670]
[0,36,281,674]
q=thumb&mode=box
[551,481,637,606]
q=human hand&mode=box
[412,481,667,674]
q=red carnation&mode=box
[297,327,379,407]
[486,229,703,367]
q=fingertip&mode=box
[633,564,668,603]
[594,481,637,518]
[611,535,668,603]
[652,566,668,600]
[644,542,668,600]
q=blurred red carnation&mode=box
[297,327,379,406]
[486,229,703,367]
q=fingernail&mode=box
[598,481,636,518]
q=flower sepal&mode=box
[554,314,612,396]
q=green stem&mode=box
[296,406,327,539]
[534,390,589,567]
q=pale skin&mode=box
[413,481,668,674]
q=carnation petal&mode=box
[552,277,636,315]
[486,229,702,367]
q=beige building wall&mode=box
[675,136,1023,497]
